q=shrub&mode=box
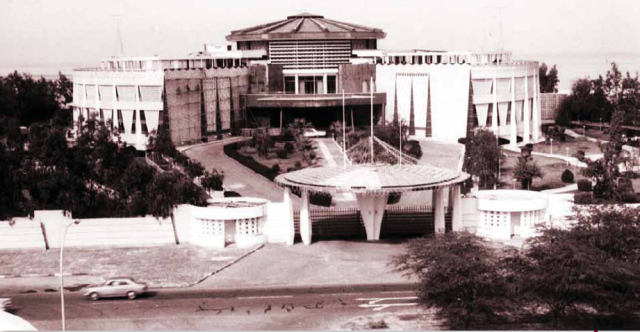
[201,169,224,191]
[309,152,316,160]
[561,169,574,183]
[574,192,593,204]
[284,142,295,153]
[294,160,302,169]
[224,191,241,198]
[574,149,586,162]
[406,141,422,159]
[223,142,280,181]
[309,192,332,207]
[271,163,281,174]
[387,192,402,205]
[276,149,288,159]
[577,179,592,192]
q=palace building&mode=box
[72,13,542,150]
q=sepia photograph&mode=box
[1,0,640,330]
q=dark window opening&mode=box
[117,110,125,133]
[327,76,337,94]
[131,111,137,134]
[285,76,295,94]
[140,110,148,135]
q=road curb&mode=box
[0,273,90,279]
[153,282,419,296]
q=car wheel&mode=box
[90,292,100,301]
[126,291,137,300]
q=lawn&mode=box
[499,151,585,191]
[532,135,602,157]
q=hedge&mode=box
[577,179,592,192]
[223,142,280,181]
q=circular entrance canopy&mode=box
[275,164,470,195]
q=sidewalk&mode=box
[0,241,415,297]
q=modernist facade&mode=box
[72,13,542,150]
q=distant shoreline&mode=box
[2,52,640,91]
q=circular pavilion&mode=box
[275,164,470,244]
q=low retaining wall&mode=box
[0,218,47,250]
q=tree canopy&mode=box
[539,63,559,93]
[463,129,502,188]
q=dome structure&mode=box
[226,13,386,41]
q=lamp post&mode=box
[583,125,586,138]
[566,147,570,166]
[550,138,553,155]
[600,117,603,132]
[513,178,516,189]
[60,219,80,331]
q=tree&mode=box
[512,156,543,189]
[463,129,502,188]
[146,171,207,218]
[539,63,559,93]
[582,110,625,199]
[391,232,512,330]
[252,128,272,158]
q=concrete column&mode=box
[94,77,100,120]
[533,72,541,141]
[523,70,530,144]
[322,73,328,94]
[294,74,299,95]
[300,190,312,245]
[433,189,446,234]
[492,73,498,135]
[356,193,388,241]
[283,187,295,246]
[451,185,463,231]
[510,71,518,147]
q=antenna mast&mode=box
[113,14,126,57]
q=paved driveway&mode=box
[182,138,288,203]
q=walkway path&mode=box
[314,138,355,204]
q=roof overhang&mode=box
[226,31,385,42]
[245,92,386,109]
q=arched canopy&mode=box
[275,164,470,195]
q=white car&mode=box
[303,128,326,138]
[0,298,11,311]
[83,277,148,301]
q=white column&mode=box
[356,193,388,241]
[533,71,541,141]
[451,185,463,231]
[294,74,299,95]
[94,77,100,121]
[322,73,328,94]
[523,70,531,144]
[510,71,517,147]
[492,73,498,135]
[300,190,312,245]
[283,187,295,246]
[433,189,446,234]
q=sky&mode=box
[1,0,640,67]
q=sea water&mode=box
[2,52,640,93]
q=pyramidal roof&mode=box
[226,13,386,41]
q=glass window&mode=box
[285,76,295,94]
[327,76,336,94]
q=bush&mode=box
[284,142,295,153]
[201,170,224,191]
[577,179,592,192]
[309,192,332,207]
[574,149,586,162]
[561,169,574,183]
[294,160,302,169]
[271,163,281,174]
[276,149,288,159]
[309,152,316,160]
[574,192,593,204]
[387,192,402,205]
[406,141,422,159]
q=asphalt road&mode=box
[10,288,424,330]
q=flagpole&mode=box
[399,121,402,165]
[342,89,347,171]
[370,77,374,164]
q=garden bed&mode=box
[531,135,602,157]
[499,151,586,191]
